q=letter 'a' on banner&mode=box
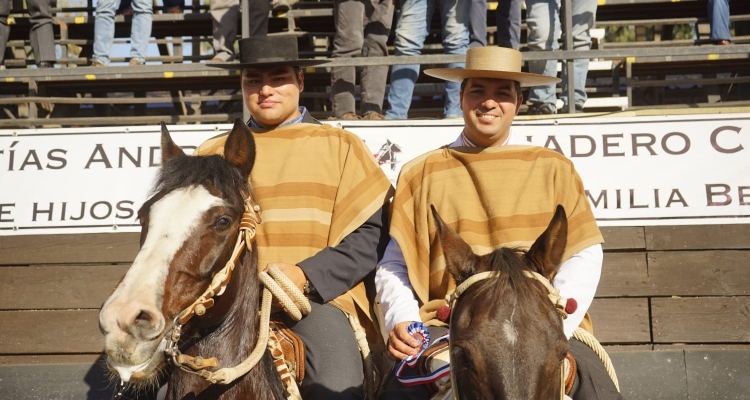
[1,113,749,235]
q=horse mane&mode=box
[153,152,249,205]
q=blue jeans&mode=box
[385,0,469,119]
[526,0,596,109]
[93,0,152,64]
[708,0,731,42]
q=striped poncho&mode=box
[389,145,603,325]
[194,122,393,335]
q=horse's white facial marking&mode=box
[100,185,223,344]
[503,319,518,346]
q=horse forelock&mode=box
[154,152,249,206]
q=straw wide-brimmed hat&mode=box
[208,35,330,69]
[424,46,560,87]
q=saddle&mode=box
[269,320,306,384]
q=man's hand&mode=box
[387,321,422,361]
[266,262,307,313]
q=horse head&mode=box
[432,205,570,399]
[98,118,265,393]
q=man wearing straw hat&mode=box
[375,46,623,399]
[198,35,394,400]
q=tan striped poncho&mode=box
[194,123,393,336]
[390,145,603,326]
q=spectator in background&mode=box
[526,0,597,114]
[469,0,487,47]
[708,0,731,45]
[209,0,269,62]
[385,0,470,120]
[119,0,182,15]
[496,0,521,49]
[91,0,152,66]
[0,0,56,68]
[330,0,394,120]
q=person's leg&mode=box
[129,0,153,63]
[385,0,430,119]
[26,0,56,65]
[92,0,121,65]
[0,0,11,66]
[439,0,470,118]
[525,0,559,113]
[560,0,596,110]
[246,0,270,37]
[360,0,394,116]
[210,0,239,61]
[331,0,365,117]
[708,0,731,43]
[284,303,365,399]
[378,326,448,400]
[468,0,487,48]
[496,0,521,49]
[568,338,625,400]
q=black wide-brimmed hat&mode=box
[208,35,330,69]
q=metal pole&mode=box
[241,0,250,122]
[563,0,575,114]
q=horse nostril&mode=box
[122,304,165,341]
[136,310,152,323]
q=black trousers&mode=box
[281,302,365,400]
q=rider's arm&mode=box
[297,205,390,303]
[553,243,603,339]
[375,237,422,334]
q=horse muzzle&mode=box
[105,335,169,383]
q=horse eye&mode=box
[214,216,232,231]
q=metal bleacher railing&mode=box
[0,0,749,128]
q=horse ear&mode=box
[526,205,568,280]
[431,205,478,285]
[160,122,186,163]
[223,117,256,177]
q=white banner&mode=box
[1,113,748,235]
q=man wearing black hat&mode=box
[201,35,394,399]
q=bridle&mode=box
[446,270,573,400]
[160,194,311,391]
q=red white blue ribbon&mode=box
[394,322,451,386]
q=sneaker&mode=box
[129,59,144,66]
[527,102,556,115]
[362,112,386,120]
[271,0,299,11]
[90,59,106,67]
[37,61,54,68]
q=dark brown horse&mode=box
[432,205,570,400]
[98,119,286,400]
